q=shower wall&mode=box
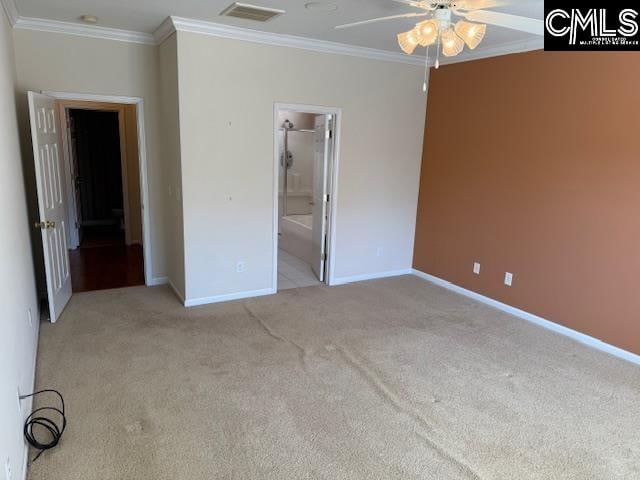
[278,111,315,216]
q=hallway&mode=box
[69,226,144,292]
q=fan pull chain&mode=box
[435,33,441,69]
[422,46,430,92]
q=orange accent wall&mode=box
[413,50,640,355]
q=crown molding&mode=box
[158,16,542,67]
[7,10,542,67]
[160,16,425,66]
[13,16,156,45]
[154,16,175,45]
[440,37,544,66]
[0,0,18,26]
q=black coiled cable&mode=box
[20,389,66,462]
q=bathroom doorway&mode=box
[273,104,340,291]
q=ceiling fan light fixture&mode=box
[454,20,486,50]
[440,28,464,57]
[416,19,438,46]
[397,28,420,55]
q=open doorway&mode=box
[274,105,339,291]
[58,102,144,292]
[61,105,144,292]
[28,92,151,321]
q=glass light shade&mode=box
[416,20,438,46]
[397,28,420,55]
[441,28,464,57]
[454,20,486,50]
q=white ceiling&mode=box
[14,0,543,54]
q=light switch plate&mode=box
[473,262,481,275]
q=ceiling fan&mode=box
[335,1,543,88]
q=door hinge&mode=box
[325,194,330,202]
[325,129,332,140]
[321,253,327,261]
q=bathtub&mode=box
[279,214,313,264]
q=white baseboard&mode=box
[411,269,640,366]
[184,287,275,307]
[331,268,413,286]
[22,446,28,480]
[148,276,168,286]
[150,276,273,307]
[21,306,41,480]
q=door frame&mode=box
[44,91,153,286]
[272,102,342,290]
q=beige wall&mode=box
[414,50,640,355]
[158,33,185,297]
[0,12,40,480]
[12,29,167,281]
[175,31,426,302]
[277,111,315,130]
[8,26,426,307]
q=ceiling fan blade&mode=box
[391,0,432,9]
[457,0,513,10]
[335,12,429,29]
[464,9,544,35]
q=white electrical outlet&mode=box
[5,457,12,480]
[236,261,246,273]
[473,262,481,275]
[504,272,513,286]
[376,247,383,257]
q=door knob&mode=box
[34,221,55,229]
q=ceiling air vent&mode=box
[220,2,285,22]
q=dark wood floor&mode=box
[69,227,145,292]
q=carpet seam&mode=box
[334,344,481,480]
[243,304,309,367]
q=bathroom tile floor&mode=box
[278,249,321,290]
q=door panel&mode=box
[311,115,330,281]
[29,91,72,322]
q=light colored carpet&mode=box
[28,276,640,480]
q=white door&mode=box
[28,92,72,322]
[311,114,331,281]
